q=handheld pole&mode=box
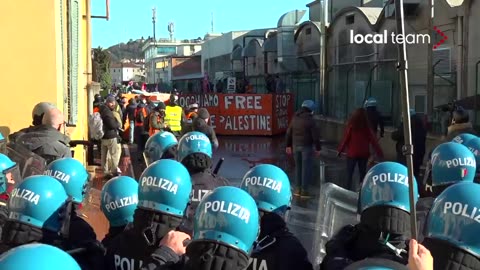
[394,0,418,239]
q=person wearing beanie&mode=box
[149,102,168,136]
[192,108,219,150]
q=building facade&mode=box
[142,39,202,85]
[0,0,94,164]
[110,62,145,84]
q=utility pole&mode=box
[427,0,434,115]
[394,0,418,239]
[211,12,214,33]
[152,7,156,84]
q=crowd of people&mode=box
[90,92,219,180]
[0,96,477,270]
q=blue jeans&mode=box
[129,121,135,143]
[293,147,314,191]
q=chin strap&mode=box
[379,232,407,258]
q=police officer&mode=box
[177,131,229,234]
[144,131,178,166]
[464,137,480,173]
[0,175,69,253]
[321,162,419,269]
[165,93,186,138]
[364,97,384,138]
[144,186,260,270]
[423,182,480,269]
[452,133,476,145]
[240,164,313,270]
[104,159,192,270]
[101,176,139,246]
[45,157,105,270]
[416,142,476,242]
[0,154,19,235]
[0,243,81,269]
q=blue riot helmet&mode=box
[8,175,69,232]
[0,132,5,154]
[344,258,408,270]
[144,131,178,165]
[44,158,90,204]
[364,97,377,108]
[360,162,419,214]
[452,133,476,145]
[177,131,212,163]
[301,100,316,111]
[193,186,260,254]
[138,159,192,217]
[0,243,81,270]
[101,176,139,227]
[464,137,480,172]
[425,182,480,257]
[0,154,17,194]
[240,164,292,215]
[430,142,476,187]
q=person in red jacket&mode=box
[337,108,384,191]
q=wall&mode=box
[0,0,59,136]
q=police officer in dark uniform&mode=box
[45,158,105,270]
[0,243,82,269]
[364,97,384,138]
[103,159,192,270]
[100,176,139,246]
[240,164,313,270]
[422,182,480,269]
[176,131,229,235]
[0,154,20,236]
[320,162,419,269]
[141,186,261,270]
[144,131,178,166]
[0,175,69,253]
[416,142,476,242]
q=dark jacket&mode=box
[445,122,477,142]
[15,125,71,164]
[179,170,229,235]
[391,115,427,161]
[99,105,120,140]
[415,197,434,243]
[247,213,313,270]
[65,211,105,270]
[126,103,137,123]
[320,223,409,270]
[192,118,219,150]
[366,107,385,137]
[286,109,321,151]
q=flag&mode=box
[461,168,468,178]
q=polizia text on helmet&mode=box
[204,200,251,224]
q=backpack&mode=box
[88,112,104,140]
[135,107,145,124]
[144,111,152,131]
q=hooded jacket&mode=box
[15,125,71,164]
[286,109,321,150]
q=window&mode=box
[346,15,355,25]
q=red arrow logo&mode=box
[433,26,448,49]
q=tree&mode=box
[92,47,111,90]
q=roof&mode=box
[306,0,319,7]
[110,62,142,68]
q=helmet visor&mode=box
[4,165,22,194]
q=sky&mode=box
[92,0,310,48]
